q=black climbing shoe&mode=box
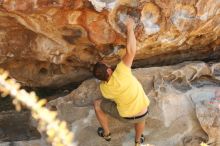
[97,127,111,141]
[135,134,145,146]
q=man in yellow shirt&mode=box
[93,18,150,146]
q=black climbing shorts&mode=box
[100,98,149,124]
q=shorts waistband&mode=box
[123,110,149,120]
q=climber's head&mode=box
[93,62,113,81]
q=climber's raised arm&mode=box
[122,17,136,68]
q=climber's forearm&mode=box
[122,18,136,67]
[126,24,136,57]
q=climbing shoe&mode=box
[135,134,145,146]
[97,127,111,141]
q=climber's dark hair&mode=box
[93,62,109,81]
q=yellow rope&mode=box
[0,69,74,146]
[200,142,208,146]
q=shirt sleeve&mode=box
[100,82,115,99]
[114,61,132,77]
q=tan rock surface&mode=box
[45,61,220,146]
[0,0,219,87]
[193,89,220,145]
[1,61,220,145]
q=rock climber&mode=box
[93,17,150,146]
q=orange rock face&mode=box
[0,0,219,87]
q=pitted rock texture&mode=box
[0,0,220,87]
[44,61,220,146]
[194,89,220,145]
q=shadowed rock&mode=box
[0,111,41,142]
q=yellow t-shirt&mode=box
[100,61,150,117]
